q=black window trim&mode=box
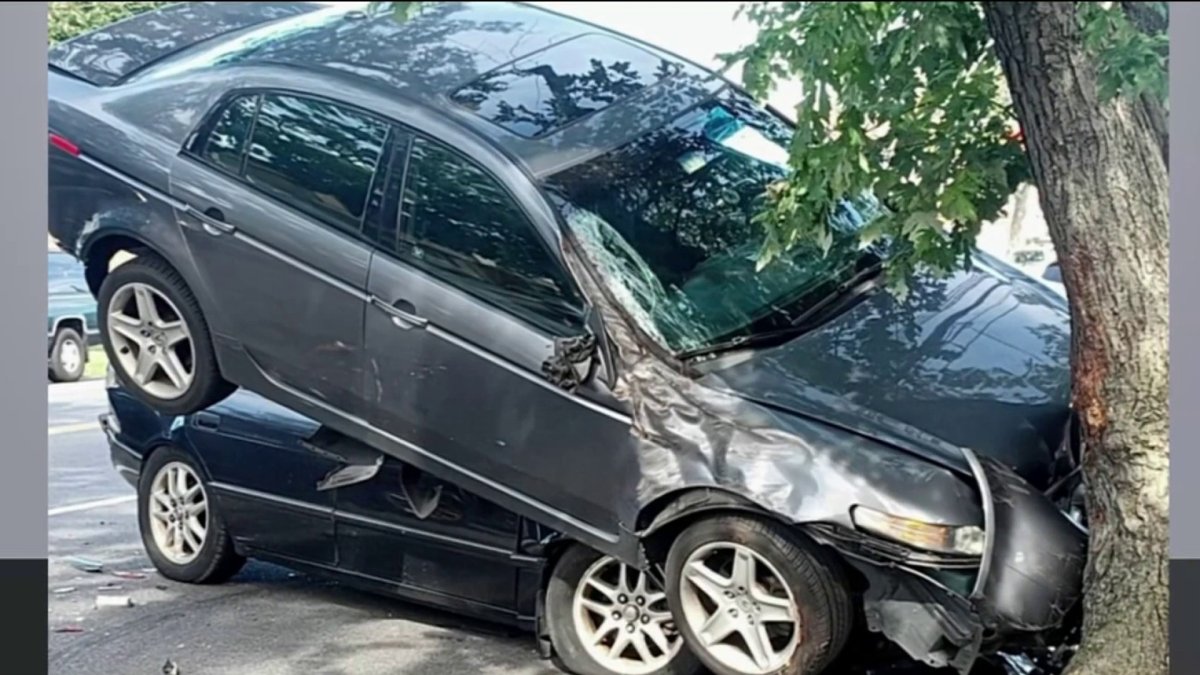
[383,130,588,336]
[181,86,395,242]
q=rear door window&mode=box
[243,94,391,234]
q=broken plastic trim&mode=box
[304,427,386,491]
[399,465,444,520]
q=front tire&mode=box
[665,516,852,675]
[49,327,86,382]
[137,446,244,584]
[546,545,701,675]
[98,252,233,415]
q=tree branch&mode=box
[1120,1,1167,36]
[1120,2,1169,168]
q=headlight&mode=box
[851,505,985,556]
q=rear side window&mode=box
[192,92,390,235]
[201,95,259,174]
[244,94,391,233]
[395,137,583,335]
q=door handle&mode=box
[199,207,235,236]
[192,412,221,431]
[371,296,428,330]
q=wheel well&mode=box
[636,488,774,567]
[139,440,213,482]
[634,489,868,593]
[54,317,85,337]
[82,234,151,297]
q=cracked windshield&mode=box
[545,89,885,356]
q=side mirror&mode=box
[1043,262,1062,283]
[542,332,599,392]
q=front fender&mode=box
[635,403,984,536]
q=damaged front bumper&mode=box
[812,449,1087,673]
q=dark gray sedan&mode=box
[50,3,1085,674]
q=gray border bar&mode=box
[1172,1,1197,559]
[0,1,48,558]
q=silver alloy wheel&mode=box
[678,542,800,675]
[59,338,82,374]
[148,461,208,565]
[574,555,684,675]
[107,282,194,400]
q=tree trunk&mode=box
[983,4,1169,675]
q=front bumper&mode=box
[818,452,1087,673]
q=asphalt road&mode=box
[47,379,559,675]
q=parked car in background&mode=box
[53,4,1086,674]
[48,250,98,382]
[1042,261,1067,298]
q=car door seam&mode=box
[364,294,631,425]
[243,352,623,545]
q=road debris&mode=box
[67,556,104,573]
[52,587,76,595]
[53,625,85,634]
[111,570,146,580]
[94,594,133,609]
[162,659,181,675]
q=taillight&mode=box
[48,133,80,156]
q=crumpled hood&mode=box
[702,255,1072,489]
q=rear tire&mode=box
[49,328,86,382]
[665,515,852,675]
[98,252,233,415]
[546,545,702,675]
[138,445,244,584]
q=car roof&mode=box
[143,1,726,177]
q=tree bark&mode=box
[983,4,1169,675]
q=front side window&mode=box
[398,137,583,335]
[241,94,390,234]
[543,89,883,355]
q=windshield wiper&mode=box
[786,260,885,329]
[678,261,885,362]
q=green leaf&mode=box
[734,0,1024,293]
[49,1,173,43]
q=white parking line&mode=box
[48,421,100,437]
[48,495,136,517]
